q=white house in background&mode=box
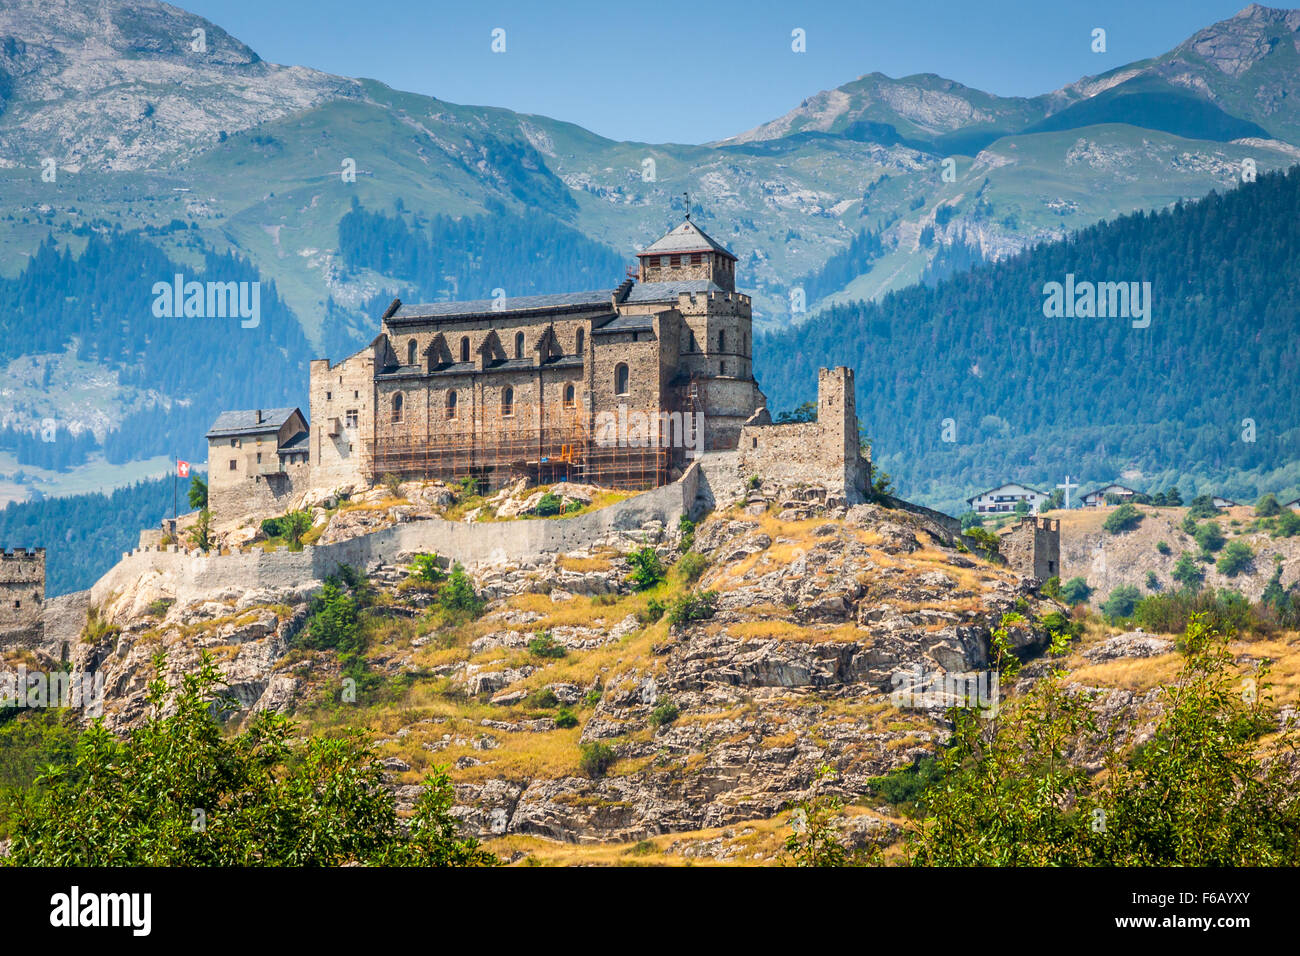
[967,482,1049,515]
[1080,483,1138,508]
[1212,496,1239,509]
[1285,498,1300,511]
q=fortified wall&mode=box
[736,367,871,506]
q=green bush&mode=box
[1172,552,1205,590]
[667,590,719,626]
[579,741,616,778]
[1145,570,1160,591]
[1156,540,1171,555]
[1059,577,1092,605]
[648,699,680,727]
[1187,494,1219,519]
[381,473,403,497]
[868,756,944,810]
[1100,584,1142,622]
[1216,540,1255,577]
[1256,494,1282,517]
[438,563,485,617]
[524,688,559,709]
[1194,521,1226,553]
[627,544,666,591]
[638,597,667,625]
[534,491,563,517]
[527,632,566,658]
[1273,510,1300,537]
[677,551,709,584]
[407,553,446,584]
[1103,503,1143,534]
[1133,588,1264,636]
[554,708,579,729]
[677,516,696,551]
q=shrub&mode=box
[638,597,666,625]
[407,553,446,584]
[554,708,579,729]
[1256,494,1282,517]
[627,544,666,591]
[1216,540,1254,577]
[524,688,559,709]
[648,699,680,727]
[527,632,566,658]
[677,516,696,551]
[1273,510,1300,537]
[187,474,208,510]
[667,590,719,626]
[534,490,563,517]
[1100,584,1142,622]
[1059,577,1092,606]
[747,475,762,491]
[1133,588,1266,636]
[579,741,616,778]
[582,689,602,708]
[964,527,1001,558]
[381,473,403,498]
[188,507,213,553]
[960,511,984,530]
[1194,521,1226,553]
[1041,575,1061,600]
[677,551,709,584]
[438,563,484,617]
[1145,571,1160,591]
[1181,512,1198,535]
[1103,503,1143,534]
[1187,495,1218,519]
[1156,540,1171,555]
[868,756,943,809]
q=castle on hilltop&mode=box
[207,217,771,522]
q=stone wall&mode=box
[91,470,698,610]
[0,547,45,647]
[736,367,870,505]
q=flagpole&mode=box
[173,458,177,522]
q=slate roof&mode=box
[638,220,736,259]
[278,431,310,453]
[594,313,656,334]
[206,408,302,439]
[388,290,613,321]
[965,482,1047,503]
[375,355,585,380]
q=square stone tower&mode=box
[0,547,45,647]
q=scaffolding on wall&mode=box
[364,401,673,492]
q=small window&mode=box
[354,390,359,399]
[12,600,18,609]
[688,330,696,352]
[229,459,237,470]
[407,339,417,365]
[256,452,262,464]
[345,409,358,428]
[460,336,470,363]
[614,363,629,396]
[670,254,681,268]
[515,331,525,359]
[720,360,727,376]
[229,438,237,447]
[326,391,332,401]
[392,392,404,423]
[718,330,726,351]
[563,384,576,408]
[446,391,458,419]
[576,328,584,353]
[502,387,514,417]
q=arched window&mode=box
[407,339,417,366]
[718,329,726,352]
[391,392,404,423]
[501,386,514,417]
[515,331,525,359]
[576,328,584,353]
[446,390,457,419]
[563,383,576,408]
[460,336,470,363]
[614,363,629,396]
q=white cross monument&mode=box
[1056,475,1079,510]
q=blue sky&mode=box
[183,0,1255,143]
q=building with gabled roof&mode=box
[205,407,309,521]
[1081,483,1139,508]
[966,482,1049,515]
[295,215,769,512]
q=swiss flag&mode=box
[177,460,190,478]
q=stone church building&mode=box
[208,217,770,520]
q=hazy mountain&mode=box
[0,0,1298,508]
